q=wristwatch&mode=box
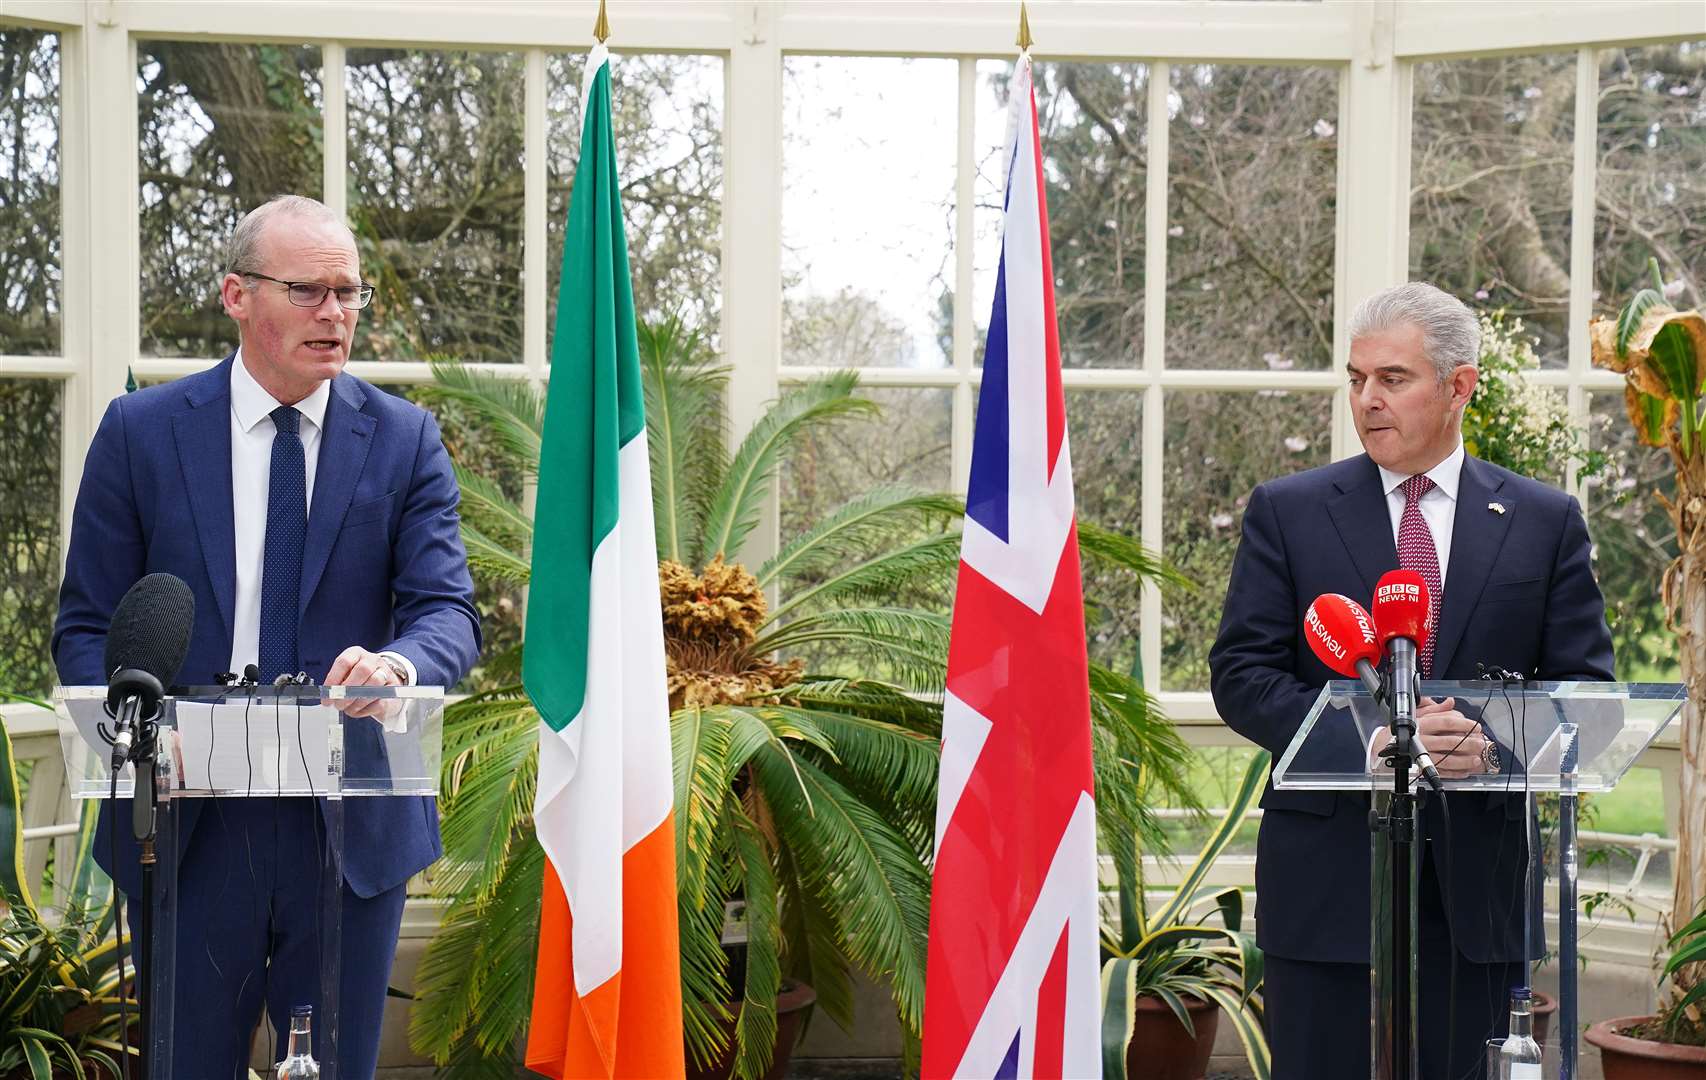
[378,652,411,685]
[1480,738,1501,774]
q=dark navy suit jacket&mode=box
[1208,452,1613,965]
[53,356,481,899]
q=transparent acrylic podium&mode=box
[54,684,445,1080]
[1273,680,1683,1080]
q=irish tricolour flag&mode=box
[523,42,684,1080]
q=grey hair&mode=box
[1345,282,1481,381]
[225,195,349,275]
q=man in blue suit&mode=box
[1209,283,1613,1079]
[54,195,481,1077]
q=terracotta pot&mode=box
[685,979,818,1080]
[1533,989,1557,1049]
[1585,1015,1706,1080]
[1126,992,1220,1080]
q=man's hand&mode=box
[324,645,401,720]
[1371,697,1495,777]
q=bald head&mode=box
[226,195,354,276]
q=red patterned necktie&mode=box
[1397,473,1441,677]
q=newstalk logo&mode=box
[1304,607,1348,661]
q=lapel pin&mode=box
[1488,501,1506,515]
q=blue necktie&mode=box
[259,405,306,682]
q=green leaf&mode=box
[638,317,727,564]
[451,463,533,551]
[698,373,877,565]
[767,532,961,622]
[0,716,34,913]
[1078,519,1193,593]
[728,807,782,1080]
[420,362,544,473]
[459,524,532,587]
[1199,983,1271,1080]
[1100,956,1139,1080]
[757,486,961,593]
[1145,751,1268,933]
[1616,287,1665,359]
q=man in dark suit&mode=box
[1209,282,1614,1079]
[53,195,481,1077]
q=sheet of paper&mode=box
[171,700,337,794]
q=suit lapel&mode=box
[1433,456,1515,677]
[1325,455,1399,602]
[173,360,237,642]
[300,375,375,614]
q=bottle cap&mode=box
[292,1004,313,1017]
[1509,986,1532,1001]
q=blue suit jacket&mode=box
[53,356,481,899]
[1208,453,1613,965]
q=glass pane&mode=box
[138,42,323,359]
[1586,392,1678,682]
[975,60,1149,370]
[1,29,60,356]
[1162,390,1333,690]
[1069,390,1143,671]
[1410,53,1576,368]
[0,379,61,696]
[781,386,952,539]
[783,57,956,369]
[1167,64,1337,371]
[1595,42,1706,317]
[348,49,524,362]
[546,53,723,349]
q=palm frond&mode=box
[460,525,532,587]
[754,607,951,694]
[451,463,533,551]
[728,804,783,1080]
[673,706,738,914]
[638,317,728,564]
[1077,519,1193,593]
[767,532,962,623]
[435,697,539,903]
[782,678,944,730]
[777,850,855,1034]
[756,486,961,591]
[773,707,939,811]
[698,373,877,566]
[748,752,932,1036]
[420,362,544,473]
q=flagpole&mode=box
[594,0,610,43]
[1016,1,1033,52]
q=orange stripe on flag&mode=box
[526,814,685,1079]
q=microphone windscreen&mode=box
[103,573,195,686]
[1372,569,1431,650]
[1304,593,1381,676]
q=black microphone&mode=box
[103,573,195,771]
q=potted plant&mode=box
[0,715,133,1079]
[1100,749,1270,1080]
[407,317,1199,1077]
[1586,259,1706,1070]
[1585,900,1706,1076]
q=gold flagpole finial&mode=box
[1016,2,1033,51]
[594,0,610,43]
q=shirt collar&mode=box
[230,347,331,435]
[1377,439,1465,503]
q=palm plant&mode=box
[1100,749,1270,1080]
[407,316,1198,1077]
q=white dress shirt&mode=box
[1375,440,1464,592]
[226,351,414,684]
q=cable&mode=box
[110,765,132,1080]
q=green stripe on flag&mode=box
[523,55,647,733]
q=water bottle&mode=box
[1496,987,1543,1079]
[274,1004,320,1079]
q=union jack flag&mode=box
[921,53,1101,1080]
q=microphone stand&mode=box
[1374,638,1420,1080]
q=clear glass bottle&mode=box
[1496,987,1543,1080]
[274,1004,320,1079]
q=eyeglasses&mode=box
[241,271,375,310]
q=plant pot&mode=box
[1534,989,1557,1049]
[685,979,818,1080]
[1126,992,1220,1080]
[1585,1015,1706,1079]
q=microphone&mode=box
[1303,593,1383,700]
[1370,569,1442,791]
[103,573,195,771]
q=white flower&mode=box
[1284,436,1309,453]
[1664,278,1686,300]
[1168,224,1184,238]
[1263,351,1294,370]
[1475,289,1490,300]
[1201,281,1215,291]
[1312,119,1335,139]
[1523,86,1543,99]
[1190,112,1206,128]
[1671,84,1693,96]
[1203,455,1217,466]
[1258,389,1291,398]
[1210,512,1234,530]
